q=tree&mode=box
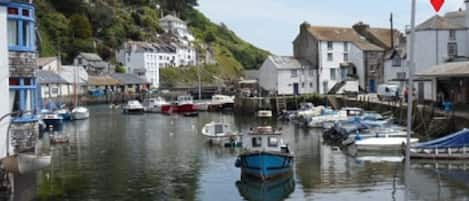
[115,65,126,73]
[70,14,93,39]
[50,0,85,14]
[204,31,216,43]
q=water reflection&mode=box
[236,174,295,201]
[8,106,468,201]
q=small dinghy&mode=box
[201,122,240,146]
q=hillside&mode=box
[35,0,269,85]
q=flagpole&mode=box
[406,0,416,168]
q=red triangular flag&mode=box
[431,0,445,12]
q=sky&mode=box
[197,0,466,56]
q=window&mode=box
[252,137,262,148]
[327,41,333,50]
[302,82,305,88]
[448,42,458,57]
[327,53,333,61]
[449,30,456,40]
[268,137,279,147]
[308,70,314,76]
[397,72,406,79]
[344,42,349,51]
[7,5,35,52]
[310,82,313,88]
[392,56,401,67]
[7,20,18,46]
[343,53,349,62]
[291,70,298,78]
[330,68,337,80]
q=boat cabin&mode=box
[143,97,166,106]
[177,96,193,104]
[212,95,234,103]
[244,127,289,153]
[203,122,233,136]
[342,107,364,117]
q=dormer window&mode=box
[7,3,35,52]
[327,41,333,50]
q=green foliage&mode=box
[69,14,93,39]
[36,0,269,81]
[115,65,127,73]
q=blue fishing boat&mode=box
[236,173,295,201]
[235,126,294,180]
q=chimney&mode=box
[300,21,310,34]
[352,21,370,36]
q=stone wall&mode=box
[9,52,37,78]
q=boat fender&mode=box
[355,131,362,141]
[235,158,241,168]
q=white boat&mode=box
[355,137,419,151]
[257,110,273,118]
[143,97,170,113]
[123,100,145,114]
[201,121,240,145]
[71,106,90,120]
[195,101,210,111]
[308,107,363,128]
[17,153,52,174]
[210,95,235,111]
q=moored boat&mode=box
[355,136,419,151]
[56,108,72,121]
[143,97,170,113]
[71,106,90,120]
[235,126,294,180]
[201,121,240,146]
[409,129,469,160]
[41,111,64,131]
[209,95,235,111]
[123,100,145,114]
[308,107,364,128]
[166,95,197,114]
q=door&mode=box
[369,80,376,93]
[293,83,299,96]
[418,82,425,102]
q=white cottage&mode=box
[0,1,11,160]
[259,55,317,96]
[410,1,469,101]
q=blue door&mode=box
[293,83,299,96]
[369,80,376,93]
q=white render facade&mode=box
[0,4,10,159]
[317,41,365,94]
[159,15,195,42]
[259,56,317,95]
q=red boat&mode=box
[163,96,197,114]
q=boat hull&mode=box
[72,111,90,120]
[168,104,196,113]
[42,118,64,131]
[237,152,294,180]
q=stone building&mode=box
[293,22,400,93]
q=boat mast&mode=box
[74,65,78,107]
[405,0,416,168]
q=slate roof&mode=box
[88,75,120,86]
[306,26,383,51]
[59,66,88,85]
[77,52,103,61]
[110,73,148,85]
[37,57,57,67]
[36,70,68,84]
[268,55,314,70]
[417,61,469,77]
[415,15,465,31]
[126,41,177,53]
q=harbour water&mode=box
[13,106,469,201]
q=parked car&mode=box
[377,84,401,101]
